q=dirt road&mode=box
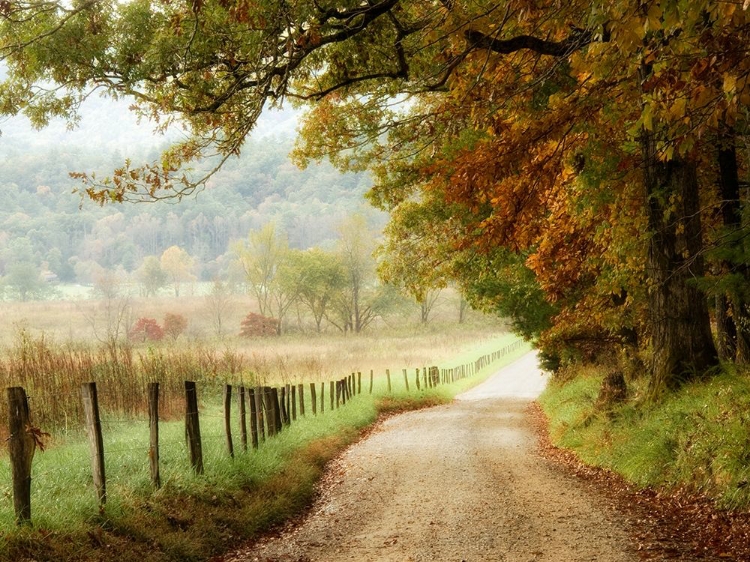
[231,352,635,561]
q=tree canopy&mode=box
[3,1,750,392]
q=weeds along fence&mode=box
[0,332,250,441]
[5,339,524,526]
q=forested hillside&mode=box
[0,121,374,289]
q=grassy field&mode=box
[0,309,529,562]
[0,285,482,346]
[539,364,750,511]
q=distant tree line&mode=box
[0,136,378,299]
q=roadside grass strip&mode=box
[539,364,750,511]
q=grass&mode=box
[0,332,530,562]
[539,364,750,510]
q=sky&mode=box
[0,94,301,155]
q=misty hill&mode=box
[0,100,376,285]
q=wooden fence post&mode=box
[81,382,107,504]
[403,368,409,391]
[255,386,265,443]
[280,386,288,426]
[291,385,297,421]
[224,385,234,459]
[310,382,317,415]
[357,372,362,394]
[263,387,276,437]
[386,369,391,393]
[329,381,334,411]
[148,382,161,489]
[271,387,283,432]
[285,384,292,423]
[369,370,373,394]
[248,388,259,449]
[8,387,35,524]
[184,381,204,474]
[415,368,421,390]
[238,386,248,452]
[298,384,305,417]
[320,381,325,414]
[336,381,341,408]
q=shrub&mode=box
[240,312,279,337]
[163,312,188,340]
[128,318,164,342]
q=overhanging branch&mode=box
[464,27,595,57]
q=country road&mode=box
[227,352,635,562]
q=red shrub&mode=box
[239,312,279,337]
[128,318,164,342]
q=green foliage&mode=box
[135,255,167,297]
[540,365,750,509]
[288,248,346,332]
[0,134,371,294]
[1,262,51,301]
[458,249,558,341]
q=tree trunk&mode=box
[715,293,737,362]
[717,128,750,363]
[641,132,717,394]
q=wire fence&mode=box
[5,339,526,526]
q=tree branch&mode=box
[464,27,595,57]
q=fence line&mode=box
[6,339,525,525]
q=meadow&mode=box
[0,289,528,561]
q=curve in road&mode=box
[228,351,635,562]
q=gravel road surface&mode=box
[230,352,635,562]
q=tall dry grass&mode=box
[0,330,252,441]
[0,289,508,441]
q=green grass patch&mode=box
[539,365,750,510]
[0,335,529,562]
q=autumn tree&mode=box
[4,1,750,391]
[163,313,188,340]
[205,277,234,338]
[160,246,196,297]
[128,318,164,342]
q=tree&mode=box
[135,256,167,297]
[128,318,165,342]
[160,246,196,297]
[233,223,293,332]
[205,277,234,338]
[2,262,49,302]
[239,312,279,338]
[377,200,457,325]
[290,248,346,332]
[334,215,379,334]
[163,313,188,340]
[81,269,132,348]
[4,0,750,390]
